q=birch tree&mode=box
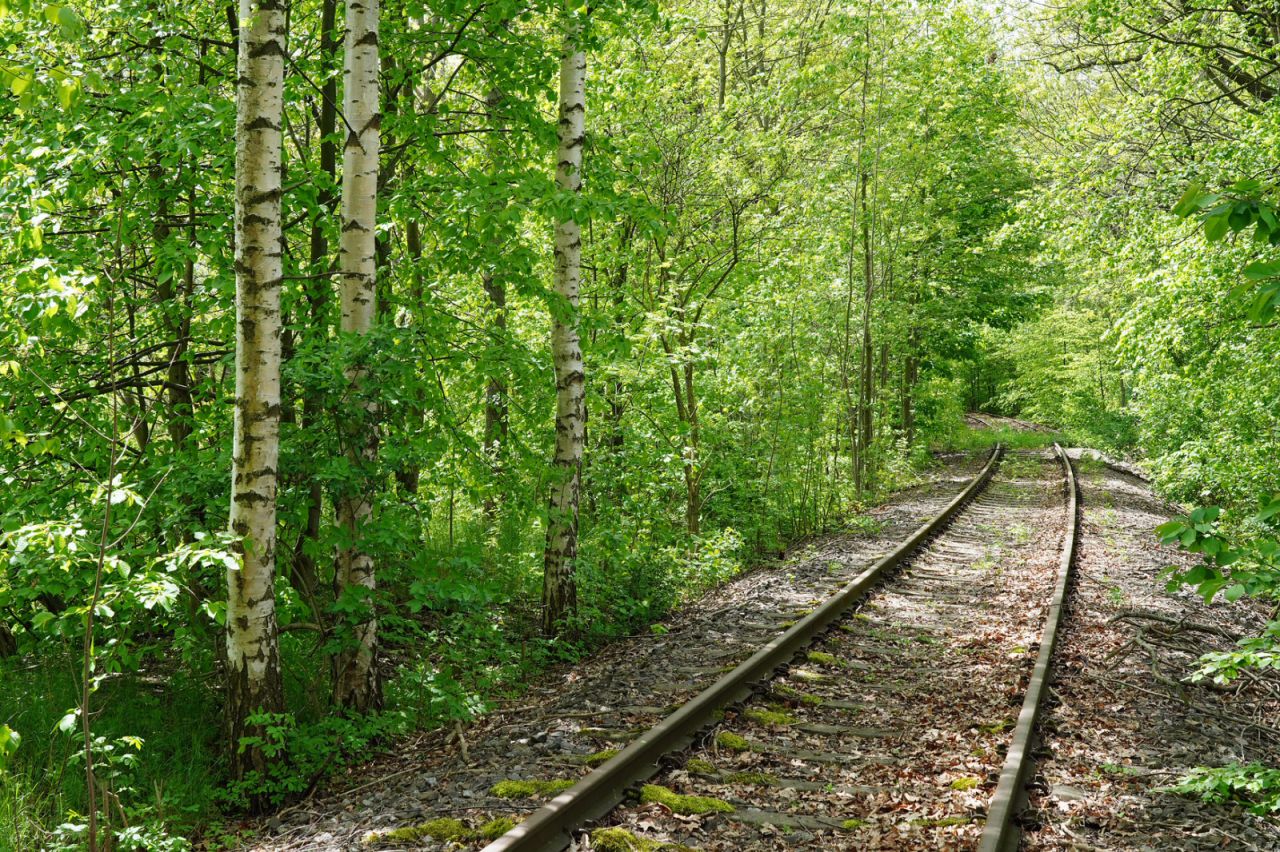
[227,0,286,786]
[542,14,587,636]
[333,0,382,711]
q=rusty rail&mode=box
[482,445,1004,852]
[978,443,1079,852]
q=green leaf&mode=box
[0,724,19,764]
[1257,496,1280,522]
[1246,282,1280,322]
[8,67,32,96]
[56,4,80,36]
[56,710,79,734]
[1224,584,1247,602]
[1185,564,1210,585]
[1243,261,1280,281]
[56,77,76,109]
[1198,576,1229,603]
[1172,183,1210,217]
[1205,215,1230,243]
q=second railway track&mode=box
[477,445,1080,852]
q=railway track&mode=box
[471,445,1079,852]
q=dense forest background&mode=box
[1,0,1278,847]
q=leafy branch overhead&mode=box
[1174,181,1280,321]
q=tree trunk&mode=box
[682,359,701,536]
[542,21,586,636]
[291,0,338,623]
[857,169,874,494]
[332,0,382,712]
[482,88,509,523]
[227,0,286,794]
[604,221,634,454]
[482,271,508,510]
[153,181,195,454]
[394,218,424,497]
[902,352,917,446]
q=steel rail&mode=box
[978,443,1079,852]
[482,444,1004,852]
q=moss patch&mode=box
[949,776,981,791]
[724,771,779,786]
[362,813,521,845]
[640,784,734,815]
[576,748,619,767]
[476,817,517,840]
[490,778,576,799]
[592,828,659,852]
[772,684,823,705]
[714,731,750,752]
[590,827,699,852]
[805,650,841,667]
[840,818,869,830]
[685,758,718,775]
[743,707,795,726]
[364,817,472,844]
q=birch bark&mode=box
[227,0,286,787]
[542,22,587,636]
[333,0,382,711]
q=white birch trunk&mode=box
[227,0,286,787]
[333,0,381,711]
[541,25,587,636]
